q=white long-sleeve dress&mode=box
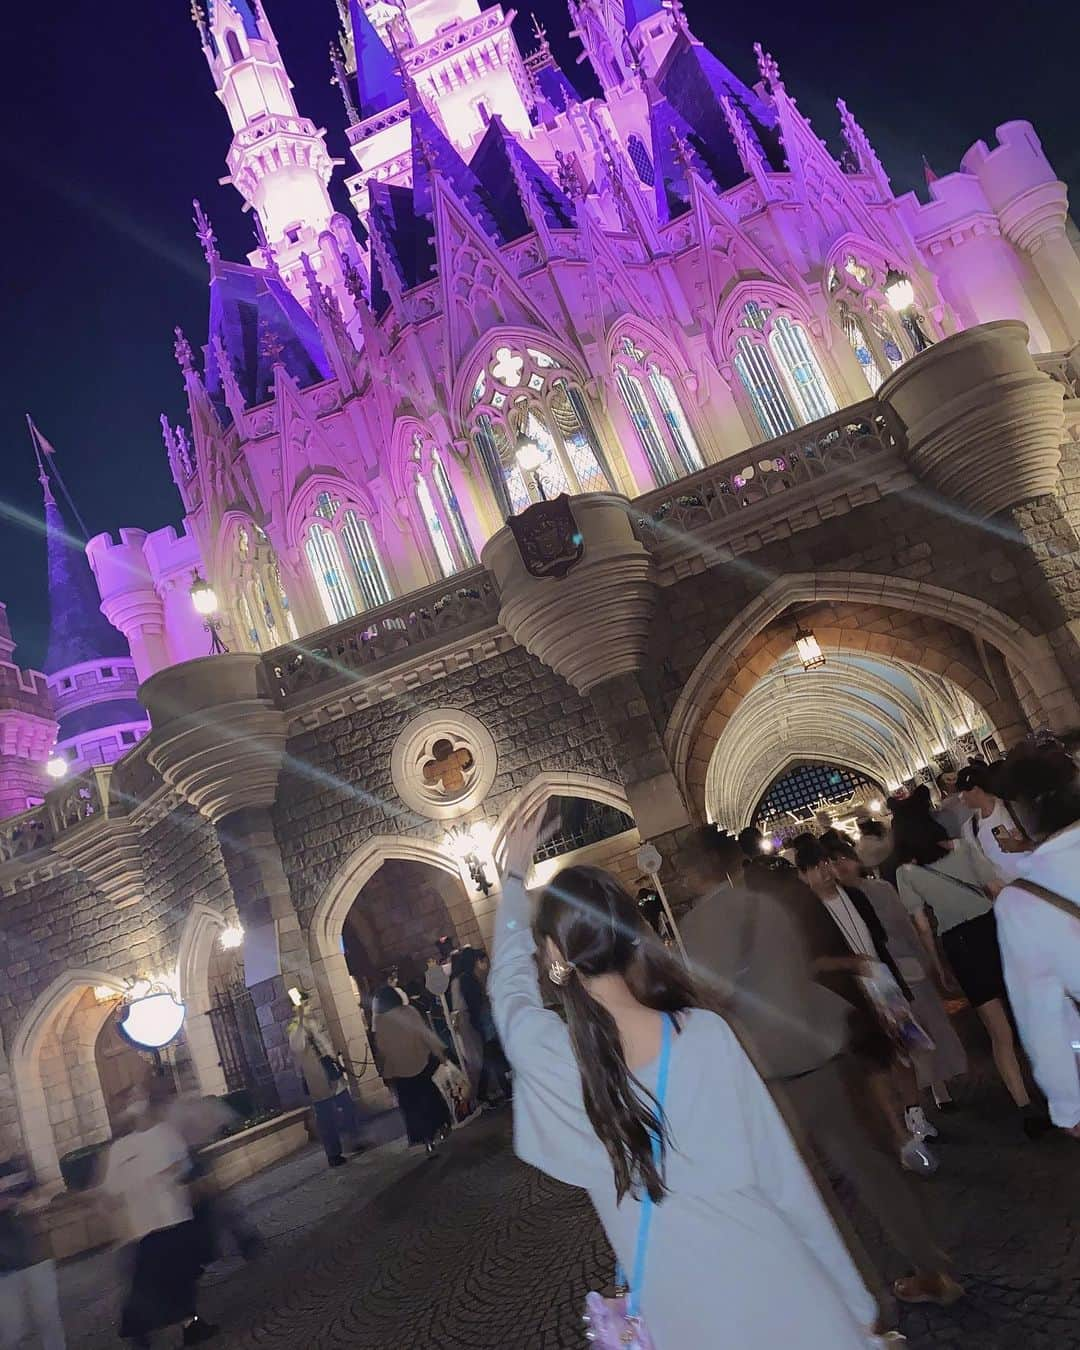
[996,822,1080,1129]
[489,875,877,1349]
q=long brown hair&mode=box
[534,864,700,1203]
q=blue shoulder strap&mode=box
[624,1012,674,1321]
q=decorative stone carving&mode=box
[482,493,657,696]
[390,709,497,821]
[139,654,289,823]
[879,320,1065,517]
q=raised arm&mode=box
[489,811,554,1066]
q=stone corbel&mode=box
[140,654,289,824]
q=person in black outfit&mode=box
[452,948,510,1105]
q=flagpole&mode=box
[26,414,90,540]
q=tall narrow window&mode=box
[614,336,703,485]
[237,592,261,650]
[305,523,353,625]
[416,473,457,578]
[431,451,477,566]
[730,301,837,440]
[627,134,655,186]
[340,510,391,610]
[840,307,884,393]
[225,30,243,63]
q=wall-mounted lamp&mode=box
[445,823,493,896]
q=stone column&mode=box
[880,320,1080,726]
[483,493,691,840]
[139,655,316,1107]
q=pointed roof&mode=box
[411,105,500,238]
[367,180,437,314]
[647,34,783,219]
[532,62,581,120]
[350,0,405,119]
[469,119,576,237]
[205,262,332,424]
[40,472,127,677]
[209,0,262,39]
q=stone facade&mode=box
[1,323,1079,1191]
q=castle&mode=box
[0,0,1078,1213]
[4,0,1079,820]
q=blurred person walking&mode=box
[288,996,366,1168]
[680,828,960,1320]
[0,1159,65,1350]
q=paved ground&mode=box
[55,1038,1080,1350]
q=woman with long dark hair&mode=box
[489,811,878,1348]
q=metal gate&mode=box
[207,976,279,1111]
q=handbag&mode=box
[582,1013,673,1350]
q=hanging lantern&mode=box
[793,624,826,671]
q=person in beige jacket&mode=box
[288,1000,364,1168]
[372,987,451,1153]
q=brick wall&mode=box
[275,646,622,926]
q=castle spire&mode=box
[199,0,337,304]
[349,0,405,120]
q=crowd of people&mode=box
[489,733,1080,1347]
[3,734,1077,1348]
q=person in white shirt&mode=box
[955,763,1034,883]
[102,1085,217,1347]
[994,741,1080,1136]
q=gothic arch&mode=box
[176,902,231,1097]
[714,279,815,364]
[283,473,378,554]
[665,571,1079,812]
[451,325,588,426]
[12,967,128,1183]
[488,771,633,870]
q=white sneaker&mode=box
[904,1105,938,1140]
[900,1137,939,1175]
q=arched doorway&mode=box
[341,857,482,1006]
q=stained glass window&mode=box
[340,510,391,611]
[733,336,797,440]
[615,366,676,485]
[870,311,907,371]
[432,451,477,566]
[768,316,838,423]
[416,472,456,578]
[840,308,884,393]
[648,366,704,473]
[306,523,353,625]
[237,592,261,650]
[754,762,874,825]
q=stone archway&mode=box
[489,771,635,869]
[308,836,471,1107]
[176,903,233,1098]
[11,968,128,1184]
[665,571,1080,815]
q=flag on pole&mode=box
[26,416,56,457]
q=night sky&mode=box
[2,0,1076,669]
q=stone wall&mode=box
[275,646,622,927]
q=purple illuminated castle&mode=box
[2,0,1078,814]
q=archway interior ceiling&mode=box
[706,648,989,829]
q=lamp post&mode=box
[190,571,229,654]
[884,266,933,354]
[514,432,546,502]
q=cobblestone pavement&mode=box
[58,1049,1079,1350]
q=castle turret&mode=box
[36,442,149,774]
[0,604,56,819]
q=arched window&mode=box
[613,336,703,485]
[303,491,392,626]
[225,30,243,64]
[730,300,838,440]
[409,434,477,579]
[828,253,914,393]
[231,524,300,651]
[467,343,612,517]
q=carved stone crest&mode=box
[507,494,584,579]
